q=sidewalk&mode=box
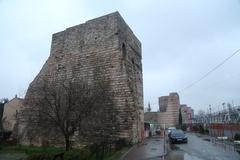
[121,136,165,160]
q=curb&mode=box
[119,143,138,160]
[119,138,151,160]
[119,137,166,160]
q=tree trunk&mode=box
[65,135,70,151]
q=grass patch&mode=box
[0,145,64,155]
[0,144,131,160]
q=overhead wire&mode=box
[179,48,240,93]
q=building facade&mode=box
[22,12,144,146]
[180,104,194,125]
[2,96,23,132]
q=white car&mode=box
[167,127,176,134]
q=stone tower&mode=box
[157,92,180,127]
[159,96,168,112]
[167,92,180,126]
[24,12,143,144]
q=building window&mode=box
[122,43,126,59]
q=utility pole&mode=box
[209,105,212,136]
[209,105,212,123]
[222,103,225,137]
[163,123,166,158]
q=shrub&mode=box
[234,133,240,140]
[199,125,205,134]
[204,129,209,134]
[26,153,55,160]
[114,139,128,151]
[18,146,62,155]
[181,124,187,131]
[26,152,64,160]
[191,125,199,132]
[63,149,91,160]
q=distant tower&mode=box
[158,92,180,127]
[159,96,168,112]
[167,92,180,126]
[147,102,151,112]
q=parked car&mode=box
[167,127,176,137]
[156,128,161,135]
[169,129,188,144]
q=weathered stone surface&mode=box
[159,96,168,112]
[23,12,143,145]
[145,92,180,128]
[3,96,23,132]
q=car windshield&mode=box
[171,130,184,136]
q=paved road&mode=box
[122,136,165,160]
[166,133,240,160]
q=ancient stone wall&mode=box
[145,93,180,128]
[166,92,180,127]
[23,12,143,145]
[159,96,168,112]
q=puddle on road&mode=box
[166,144,204,160]
[165,150,204,160]
[169,144,180,150]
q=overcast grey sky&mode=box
[1,0,240,113]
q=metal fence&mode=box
[211,137,240,153]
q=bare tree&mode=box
[21,77,114,151]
